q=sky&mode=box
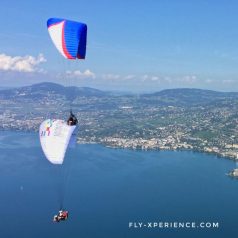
[0,0,238,92]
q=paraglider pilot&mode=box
[67,110,78,126]
[53,210,69,222]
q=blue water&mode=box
[0,131,238,238]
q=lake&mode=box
[0,131,238,238]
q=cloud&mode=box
[205,79,213,84]
[102,74,120,80]
[100,73,200,86]
[164,76,172,83]
[179,75,197,84]
[0,53,46,72]
[123,74,136,80]
[66,69,96,79]
[222,79,236,84]
[141,74,149,81]
[151,76,160,81]
[141,74,160,82]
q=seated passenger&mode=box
[53,215,60,222]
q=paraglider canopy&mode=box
[39,119,76,164]
[47,18,87,59]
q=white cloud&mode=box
[151,76,160,81]
[141,74,149,81]
[179,75,197,84]
[123,74,135,80]
[0,53,46,72]
[66,69,96,79]
[164,76,172,83]
[102,74,120,80]
[222,79,235,84]
[140,74,160,82]
[205,79,213,84]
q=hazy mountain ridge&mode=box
[0,82,108,100]
[141,88,238,106]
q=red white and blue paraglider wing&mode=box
[47,18,87,59]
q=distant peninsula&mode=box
[1,82,238,160]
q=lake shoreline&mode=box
[1,129,237,162]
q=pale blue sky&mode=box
[0,0,238,92]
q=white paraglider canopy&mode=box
[39,119,76,164]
